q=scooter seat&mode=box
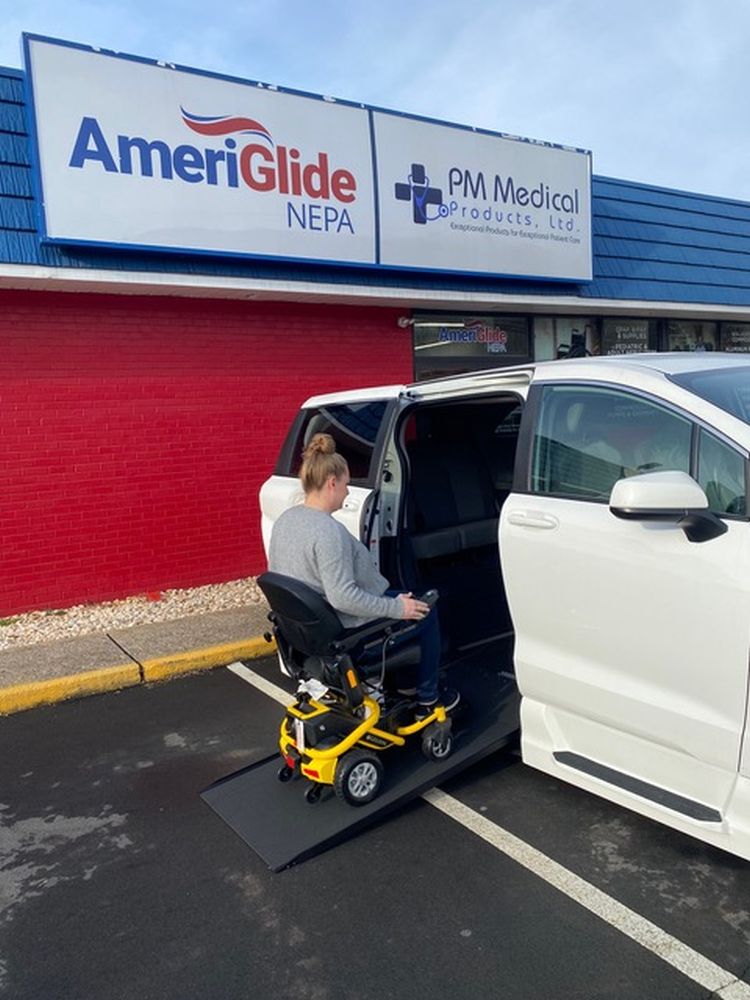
[258,570,423,688]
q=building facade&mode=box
[2,46,750,614]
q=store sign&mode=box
[601,319,651,355]
[721,324,750,353]
[24,34,592,281]
[415,316,530,359]
[374,114,591,280]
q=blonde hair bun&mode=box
[300,433,348,493]
[304,433,336,459]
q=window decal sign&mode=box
[24,34,592,282]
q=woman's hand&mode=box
[398,592,431,620]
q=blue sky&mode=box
[2,0,749,201]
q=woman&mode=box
[268,433,458,718]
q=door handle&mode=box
[507,510,559,530]
[343,499,360,512]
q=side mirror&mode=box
[609,471,728,543]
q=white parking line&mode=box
[424,788,750,999]
[227,661,750,1000]
[228,661,291,706]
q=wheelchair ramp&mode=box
[202,655,519,871]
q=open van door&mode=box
[260,387,404,559]
[214,382,525,870]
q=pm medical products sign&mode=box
[24,35,592,281]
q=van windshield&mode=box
[671,367,750,425]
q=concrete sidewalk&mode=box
[0,601,274,715]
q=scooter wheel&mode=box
[277,765,294,783]
[334,749,384,806]
[305,783,322,804]
[422,722,453,761]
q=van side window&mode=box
[697,430,747,515]
[531,386,692,500]
[280,401,388,485]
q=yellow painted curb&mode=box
[0,663,142,716]
[141,635,276,683]
[0,636,277,715]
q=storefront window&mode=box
[720,322,750,353]
[552,317,597,358]
[413,314,530,381]
[414,312,736,376]
[667,320,718,352]
[601,318,655,355]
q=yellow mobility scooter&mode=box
[257,572,455,807]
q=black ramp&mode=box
[202,657,519,871]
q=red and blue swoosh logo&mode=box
[181,108,274,144]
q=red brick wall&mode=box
[0,289,411,614]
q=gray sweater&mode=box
[268,505,403,628]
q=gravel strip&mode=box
[0,578,268,651]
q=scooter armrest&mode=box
[332,616,417,654]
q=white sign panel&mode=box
[24,37,375,264]
[375,113,591,281]
[24,34,592,281]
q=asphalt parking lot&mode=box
[1,657,749,1000]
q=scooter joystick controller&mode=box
[421,589,439,609]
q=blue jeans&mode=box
[361,590,441,704]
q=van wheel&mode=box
[277,764,294,783]
[334,749,383,806]
[422,722,453,761]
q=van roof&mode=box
[416,353,750,386]
[302,384,405,408]
[532,352,750,377]
[301,354,750,407]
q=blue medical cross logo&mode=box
[394,163,443,224]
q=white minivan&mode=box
[260,353,750,862]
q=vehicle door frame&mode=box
[262,395,404,562]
